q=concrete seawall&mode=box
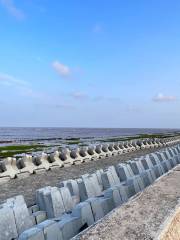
[76,166,180,240]
[0,139,180,240]
[0,141,177,206]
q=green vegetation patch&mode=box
[98,132,180,143]
[65,137,80,141]
[66,140,81,145]
[0,144,46,158]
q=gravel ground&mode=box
[0,146,171,206]
[76,166,180,240]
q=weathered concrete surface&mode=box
[0,147,168,206]
[75,166,180,240]
[158,206,180,240]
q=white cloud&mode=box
[0,72,40,99]
[0,0,25,19]
[153,93,177,102]
[70,91,88,100]
[52,61,71,78]
[0,73,28,87]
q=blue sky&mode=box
[0,0,180,128]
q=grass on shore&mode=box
[98,133,180,143]
[66,140,82,145]
[0,144,46,158]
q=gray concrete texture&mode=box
[0,142,180,240]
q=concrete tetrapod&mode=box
[0,157,19,181]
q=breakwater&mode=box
[0,137,177,182]
[0,137,180,240]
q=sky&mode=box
[0,0,180,128]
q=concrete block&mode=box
[90,173,103,195]
[115,165,128,182]
[129,162,140,175]
[36,187,65,218]
[59,148,75,166]
[60,179,80,198]
[5,194,25,206]
[175,155,180,164]
[123,142,132,152]
[17,155,36,174]
[101,171,115,189]
[135,175,145,191]
[78,175,102,201]
[171,148,178,156]
[33,153,50,172]
[33,211,47,224]
[162,151,172,169]
[116,163,134,182]
[134,161,145,173]
[147,168,156,183]
[12,203,34,235]
[44,187,65,218]
[168,158,176,168]
[167,148,174,158]
[0,157,19,179]
[70,148,84,164]
[49,151,64,168]
[95,145,107,158]
[95,169,104,190]
[132,141,141,150]
[146,155,164,176]
[18,227,45,240]
[140,158,150,170]
[79,147,91,162]
[71,202,94,227]
[103,187,122,207]
[118,143,127,153]
[102,144,112,157]
[101,168,120,189]
[59,187,74,212]
[3,195,34,235]
[122,179,136,198]
[108,143,118,155]
[86,196,115,222]
[113,143,123,154]
[36,186,52,211]
[130,161,152,186]
[0,206,18,240]
[58,215,81,240]
[37,220,62,240]
[87,146,99,160]
[115,184,129,202]
[29,205,39,214]
[108,166,121,185]
[140,172,151,187]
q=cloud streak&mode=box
[153,93,177,102]
[52,61,71,79]
[70,91,89,100]
[0,72,41,99]
[0,73,28,87]
[0,0,25,19]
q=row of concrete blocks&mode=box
[0,144,180,240]
[0,137,178,182]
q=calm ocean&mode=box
[0,127,179,143]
